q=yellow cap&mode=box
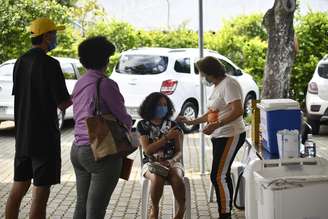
[29,18,65,37]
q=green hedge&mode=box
[1,1,327,102]
[292,12,328,101]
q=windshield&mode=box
[318,63,328,79]
[115,55,168,75]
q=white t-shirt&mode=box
[207,75,245,138]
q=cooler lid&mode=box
[257,99,300,111]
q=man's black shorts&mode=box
[14,155,61,186]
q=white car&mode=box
[0,57,84,128]
[111,48,259,133]
[305,55,328,134]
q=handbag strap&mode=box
[93,77,129,131]
[94,77,103,115]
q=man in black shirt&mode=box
[5,18,72,219]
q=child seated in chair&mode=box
[137,92,186,219]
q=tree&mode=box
[72,0,106,36]
[261,0,297,98]
[0,0,71,62]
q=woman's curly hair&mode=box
[78,36,115,70]
[138,92,175,121]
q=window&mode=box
[61,63,77,79]
[318,63,328,79]
[219,59,236,76]
[174,58,190,73]
[116,55,168,75]
[194,64,199,74]
[0,64,14,78]
[76,64,86,76]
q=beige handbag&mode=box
[86,78,138,161]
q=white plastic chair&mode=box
[139,146,191,219]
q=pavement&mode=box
[0,121,327,219]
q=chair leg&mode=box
[141,179,150,219]
[208,184,214,203]
[184,177,191,219]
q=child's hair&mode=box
[138,92,175,121]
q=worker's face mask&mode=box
[47,32,57,51]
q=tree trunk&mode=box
[261,0,297,99]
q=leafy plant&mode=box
[292,12,328,101]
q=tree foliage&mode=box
[292,12,328,100]
[0,0,70,61]
[0,0,105,62]
[204,14,267,88]
[0,0,327,102]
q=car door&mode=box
[60,62,78,118]
[0,62,15,118]
[168,55,200,112]
[60,62,77,94]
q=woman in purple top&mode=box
[70,36,132,219]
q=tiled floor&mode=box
[0,121,327,218]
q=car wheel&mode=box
[307,118,320,135]
[179,101,198,133]
[57,109,65,130]
[243,93,256,117]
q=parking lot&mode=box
[0,121,328,219]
